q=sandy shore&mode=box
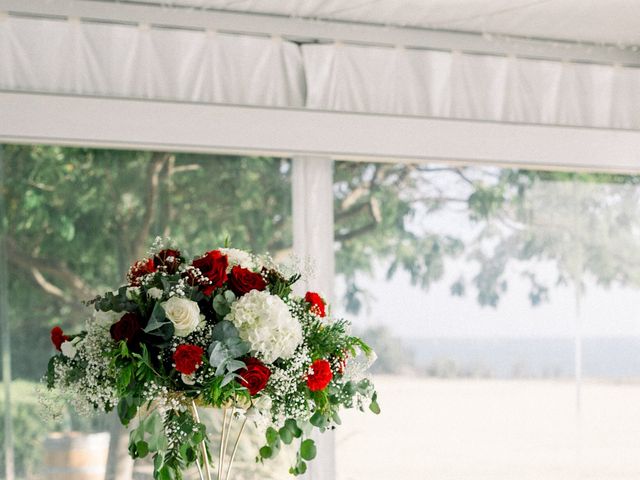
[335,375,640,480]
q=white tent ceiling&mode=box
[120,0,640,46]
[1,0,640,172]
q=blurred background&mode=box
[2,1,640,479]
[2,145,640,479]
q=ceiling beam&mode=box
[1,0,639,66]
[1,91,639,173]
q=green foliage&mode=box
[4,145,292,381]
[266,270,301,298]
[462,171,640,306]
[303,314,353,360]
[208,321,250,381]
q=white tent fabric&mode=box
[0,16,305,106]
[2,15,640,129]
[303,43,640,129]
[121,0,640,46]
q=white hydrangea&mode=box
[225,290,302,363]
[220,248,255,271]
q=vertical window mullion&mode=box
[291,156,336,480]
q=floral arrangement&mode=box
[45,239,379,480]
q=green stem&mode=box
[189,401,212,480]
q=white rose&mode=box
[60,338,80,359]
[162,297,201,337]
[147,287,164,300]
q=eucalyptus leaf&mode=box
[259,446,273,459]
[208,341,229,368]
[220,373,236,387]
[212,294,231,317]
[212,320,240,341]
[226,359,246,373]
[265,427,279,446]
[226,337,250,357]
[300,439,317,461]
[144,303,172,335]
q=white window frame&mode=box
[2,90,640,479]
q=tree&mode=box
[4,145,640,381]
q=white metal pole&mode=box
[0,145,15,480]
[292,156,336,480]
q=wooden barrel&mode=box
[43,431,110,480]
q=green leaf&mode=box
[143,303,173,337]
[180,445,196,462]
[212,293,232,317]
[226,359,246,373]
[279,427,293,445]
[331,412,342,425]
[154,452,165,471]
[135,441,149,458]
[46,357,57,389]
[259,446,273,459]
[369,399,381,414]
[265,427,279,446]
[285,419,303,438]
[309,412,327,428]
[117,398,130,424]
[300,439,317,461]
[211,320,239,341]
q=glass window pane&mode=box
[1,144,293,479]
[333,161,640,480]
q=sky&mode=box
[336,263,640,339]
[333,169,640,340]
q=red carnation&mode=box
[110,312,143,346]
[237,357,271,395]
[50,326,68,351]
[305,292,326,317]
[306,359,333,392]
[154,249,181,274]
[228,266,266,296]
[127,258,156,286]
[191,250,228,296]
[173,344,204,375]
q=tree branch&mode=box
[6,236,96,300]
[336,222,378,242]
[133,152,169,260]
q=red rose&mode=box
[127,258,156,286]
[154,249,181,274]
[110,312,143,346]
[305,292,326,317]
[228,266,266,296]
[306,359,333,392]
[237,357,271,395]
[50,326,68,351]
[173,344,204,375]
[191,250,228,296]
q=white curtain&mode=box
[302,43,640,129]
[2,15,640,129]
[0,16,306,107]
